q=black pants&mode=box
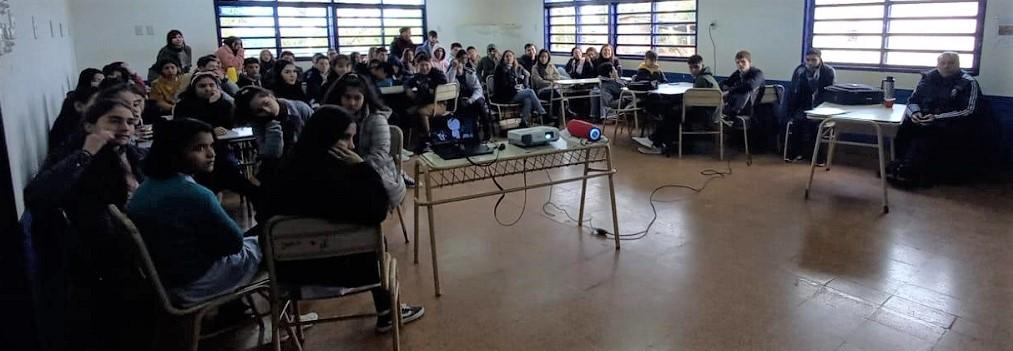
[276,252,391,312]
[785,109,819,159]
[457,97,493,140]
[892,116,989,184]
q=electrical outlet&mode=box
[709,20,717,28]
[134,25,143,36]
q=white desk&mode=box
[652,82,694,96]
[804,102,906,213]
[413,134,619,296]
[547,78,601,127]
[219,126,254,142]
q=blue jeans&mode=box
[511,88,546,123]
[169,237,263,306]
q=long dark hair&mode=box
[76,68,103,92]
[233,86,276,124]
[143,118,216,179]
[321,73,386,113]
[166,29,185,48]
[271,61,307,102]
[288,106,356,169]
[535,49,552,76]
[77,99,138,206]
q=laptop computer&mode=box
[430,115,494,160]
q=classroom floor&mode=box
[214,133,1013,351]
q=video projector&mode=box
[508,126,560,147]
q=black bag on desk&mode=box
[627,80,657,92]
[825,83,884,105]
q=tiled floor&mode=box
[215,136,1013,351]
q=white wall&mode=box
[1,0,78,215]
[69,0,219,76]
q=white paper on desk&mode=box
[806,107,848,116]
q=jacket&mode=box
[354,105,405,208]
[271,81,310,104]
[389,38,415,61]
[127,174,245,288]
[150,76,186,110]
[721,67,765,115]
[477,56,498,81]
[531,64,563,91]
[237,74,262,88]
[253,98,311,161]
[906,69,982,120]
[214,45,245,76]
[148,45,193,82]
[302,67,328,103]
[599,76,626,109]
[450,65,485,103]
[519,55,537,73]
[173,95,235,129]
[595,57,622,76]
[264,155,390,226]
[492,64,530,103]
[634,63,668,83]
[693,66,720,89]
[566,58,595,79]
[405,69,449,104]
[788,63,835,114]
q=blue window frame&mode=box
[214,0,426,60]
[804,0,986,73]
[544,0,698,60]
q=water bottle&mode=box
[881,76,895,100]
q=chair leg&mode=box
[292,301,304,342]
[271,299,282,351]
[783,120,793,161]
[719,121,725,161]
[189,310,205,351]
[740,117,751,166]
[396,206,409,243]
[826,128,839,171]
[678,124,683,159]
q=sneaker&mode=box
[637,146,663,155]
[632,136,654,149]
[375,304,425,333]
[402,172,416,188]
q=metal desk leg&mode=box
[577,149,592,225]
[872,123,890,214]
[805,119,832,199]
[423,168,442,296]
[413,163,421,264]
[605,146,620,250]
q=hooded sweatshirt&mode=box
[693,66,719,89]
[635,62,668,84]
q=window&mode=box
[545,0,698,60]
[805,0,985,72]
[214,0,426,60]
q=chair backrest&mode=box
[389,125,404,174]
[759,84,783,105]
[484,75,495,98]
[434,82,459,104]
[262,216,383,263]
[683,88,724,108]
[107,205,181,315]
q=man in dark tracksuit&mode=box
[786,49,836,160]
[888,52,993,187]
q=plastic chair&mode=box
[107,205,269,351]
[678,88,725,159]
[261,216,401,351]
[389,125,410,244]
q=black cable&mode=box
[464,143,527,226]
[708,23,718,71]
[542,160,733,241]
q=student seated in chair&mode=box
[595,45,622,76]
[785,48,835,160]
[187,55,241,99]
[887,52,997,187]
[448,49,494,140]
[519,43,538,73]
[404,53,449,149]
[303,54,330,104]
[493,50,546,127]
[234,86,312,184]
[127,118,262,307]
[597,62,629,115]
[720,50,765,119]
[636,54,719,155]
[270,60,310,104]
[149,58,186,114]
[477,44,500,81]
[323,54,353,95]
[321,73,406,210]
[368,60,397,87]
[261,106,425,332]
[634,50,668,84]
[565,47,595,79]
[26,99,148,349]
[237,57,263,88]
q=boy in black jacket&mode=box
[406,54,449,149]
[720,50,765,118]
[785,48,835,160]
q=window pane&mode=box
[815,0,883,4]
[617,24,652,34]
[384,18,422,27]
[340,46,374,54]
[220,17,275,27]
[656,47,695,57]
[550,35,576,43]
[616,45,652,56]
[579,5,609,15]
[656,35,695,46]
[617,2,651,13]
[241,38,277,48]
[617,35,652,45]
[550,44,575,52]
[278,7,327,17]
[580,35,609,44]
[337,17,382,26]
[287,48,329,58]
[813,20,883,34]
[617,13,652,24]
[657,23,695,34]
[384,9,423,18]
[338,27,382,36]
[581,25,609,34]
[580,15,609,25]
[338,37,384,46]
[657,12,695,23]
[384,0,424,5]
[814,5,884,20]
[550,7,575,16]
[886,35,975,51]
[279,17,326,27]
[280,27,328,37]
[221,27,276,38]
[551,25,576,34]
[656,1,696,11]
[812,34,882,49]
[281,37,329,47]
[886,51,973,68]
[551,16,576,25]
[336,8,381,17]
[890,2,978,18]
[219,6,273,17]
[888,19,977,34]
[822,49,881,64]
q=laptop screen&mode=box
[431,116,478,145]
